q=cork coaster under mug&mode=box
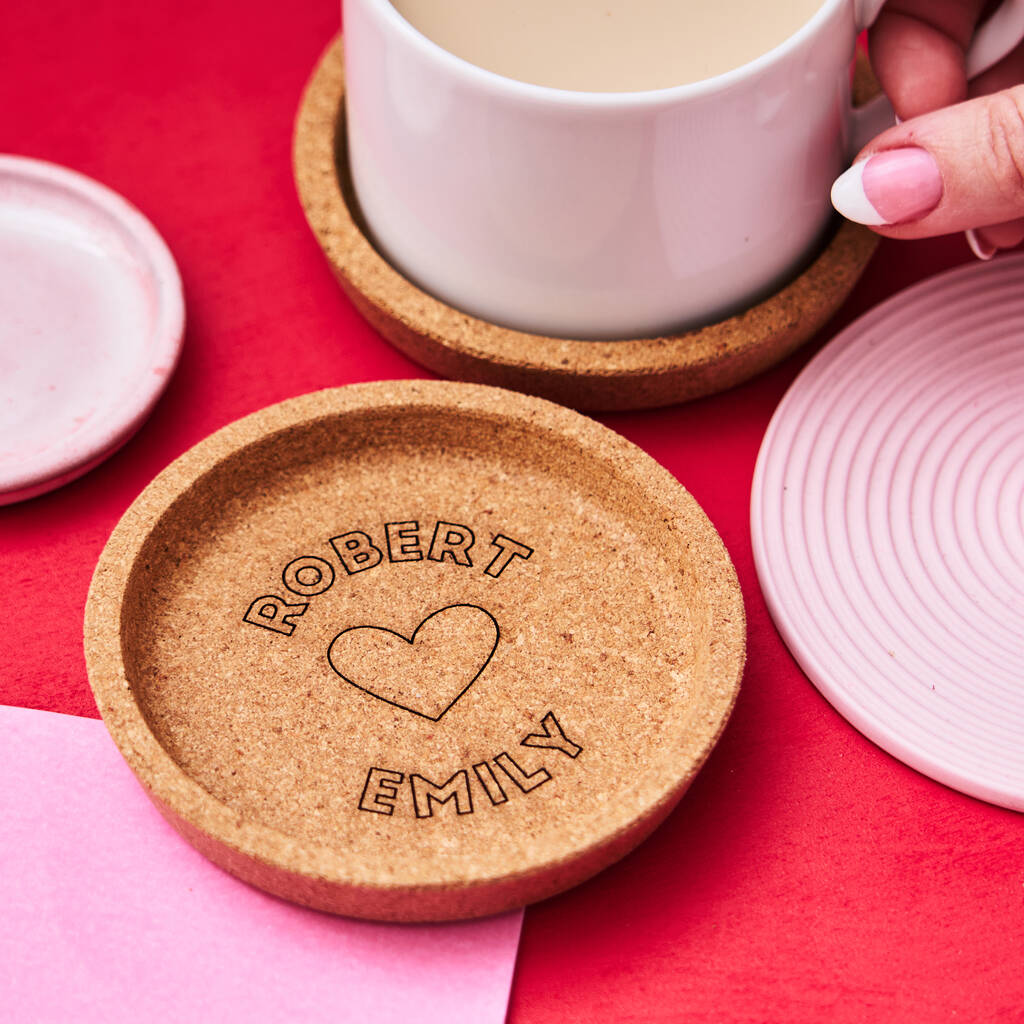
[84,381,745,921]
[292,37,880,412]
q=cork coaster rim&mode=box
[85,381,745,914]
[292,36,879,408]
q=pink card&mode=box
[0,705,522,1022]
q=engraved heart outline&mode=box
[327,604,500,721]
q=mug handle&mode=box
[850,0,1024,154]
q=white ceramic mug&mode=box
[343,0,1019,339]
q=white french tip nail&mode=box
[830,160,888,226]
[965,229,997,261]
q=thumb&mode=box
[832,85,1024,238]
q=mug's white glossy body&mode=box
[344,0,881,339]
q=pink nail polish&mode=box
[863,148,943,224]
[831,147,943,226]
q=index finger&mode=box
[869,0,989,119]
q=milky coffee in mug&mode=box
[389,0,826,92]
[345,0,893,338]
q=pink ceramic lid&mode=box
[752,255,1024,811]
[0,156,184,503]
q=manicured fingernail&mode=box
[831,147,943,225]
[965,228,997,261]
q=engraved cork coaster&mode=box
[293,37,880,411]
[84,381,745,921]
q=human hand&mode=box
[831,0,1024,256]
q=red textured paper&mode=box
[2,3,1021,1021]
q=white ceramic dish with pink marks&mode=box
[0,156,184,504]
[752,255,1024,812]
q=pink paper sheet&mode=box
[0,705,522,1022]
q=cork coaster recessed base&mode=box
[293,37,879,411]
[84,381,745,921]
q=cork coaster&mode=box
[84,381,745,921]
[293,37,880,411]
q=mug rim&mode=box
[355,0,849,106]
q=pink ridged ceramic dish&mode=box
[0,156,184,504]
[752,255,1024,812]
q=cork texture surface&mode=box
[84,381,745,920]
[292,37,880,411]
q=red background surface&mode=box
[2,3,1022,1020]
